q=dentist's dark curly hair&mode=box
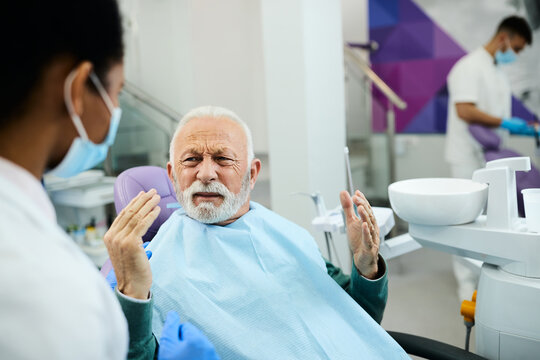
[0,0,124,125]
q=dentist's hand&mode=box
[158,311,220,360]
[340,190,380,279]
[104,189,161,299]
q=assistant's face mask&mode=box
[495,38,517,65]
[47,69,122,178]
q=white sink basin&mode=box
[388,178,488,226]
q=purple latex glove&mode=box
[106,242,152,291]
[158,311,220,360]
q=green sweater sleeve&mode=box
[326,256,388,324]
[116,289,158,360]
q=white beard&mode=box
[173,171,251,224]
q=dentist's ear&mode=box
[67,61,93,117]
[495,32,505,47]
[499,32,512,51]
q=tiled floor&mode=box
[382,247,477,357]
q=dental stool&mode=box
[101,166,486,360]
[469,124,540,216]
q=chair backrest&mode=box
[468,124,501,151]
[114,166,179,242]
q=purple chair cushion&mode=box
[114,166,179,242]
[469,124,501,151]
[100,166,179,276]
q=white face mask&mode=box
[47,70,122,178]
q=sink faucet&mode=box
[472,157,530,230]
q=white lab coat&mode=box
[445,46,512,177]
[0,158,128,359]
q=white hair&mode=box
[169,105,254,165]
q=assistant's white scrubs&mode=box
[445,46,511,179]
[0,157,128,359]
[445,47,512,301]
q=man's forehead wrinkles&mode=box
[185,130,232,142]
[174,118,248,163]
[182,143,231,152]
[180,142,237,157]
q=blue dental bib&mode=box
[148,202,408,360]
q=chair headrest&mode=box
[114,166,179,242]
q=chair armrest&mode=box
[387,331,487,360]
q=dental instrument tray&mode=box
[312,206,395,239]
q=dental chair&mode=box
[101,166,486,360]
[99,166,178,277]
[469,124,540,216]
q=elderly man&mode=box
[106,106,408,359]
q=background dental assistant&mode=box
[445,15,534,180]
[444,15,534,302]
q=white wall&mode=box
[261,0,350,269]
[120,0,268,153]
[120,0,194,114]
[341,0,368,44]
[341,0,372,142]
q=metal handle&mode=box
[343,45,407,110]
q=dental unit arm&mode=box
[472,157,530,231]
[410,157,539,278]
[405,157,540,359]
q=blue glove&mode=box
[501,117,537,136]
[105,242,152,291]
[158,311,220,360]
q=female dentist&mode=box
[0,1,218,359]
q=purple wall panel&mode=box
[368,0,533,133]
[433,27,463,58]
[405,99,436,133]
[398,0,428,22]
[369,0,399,29]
